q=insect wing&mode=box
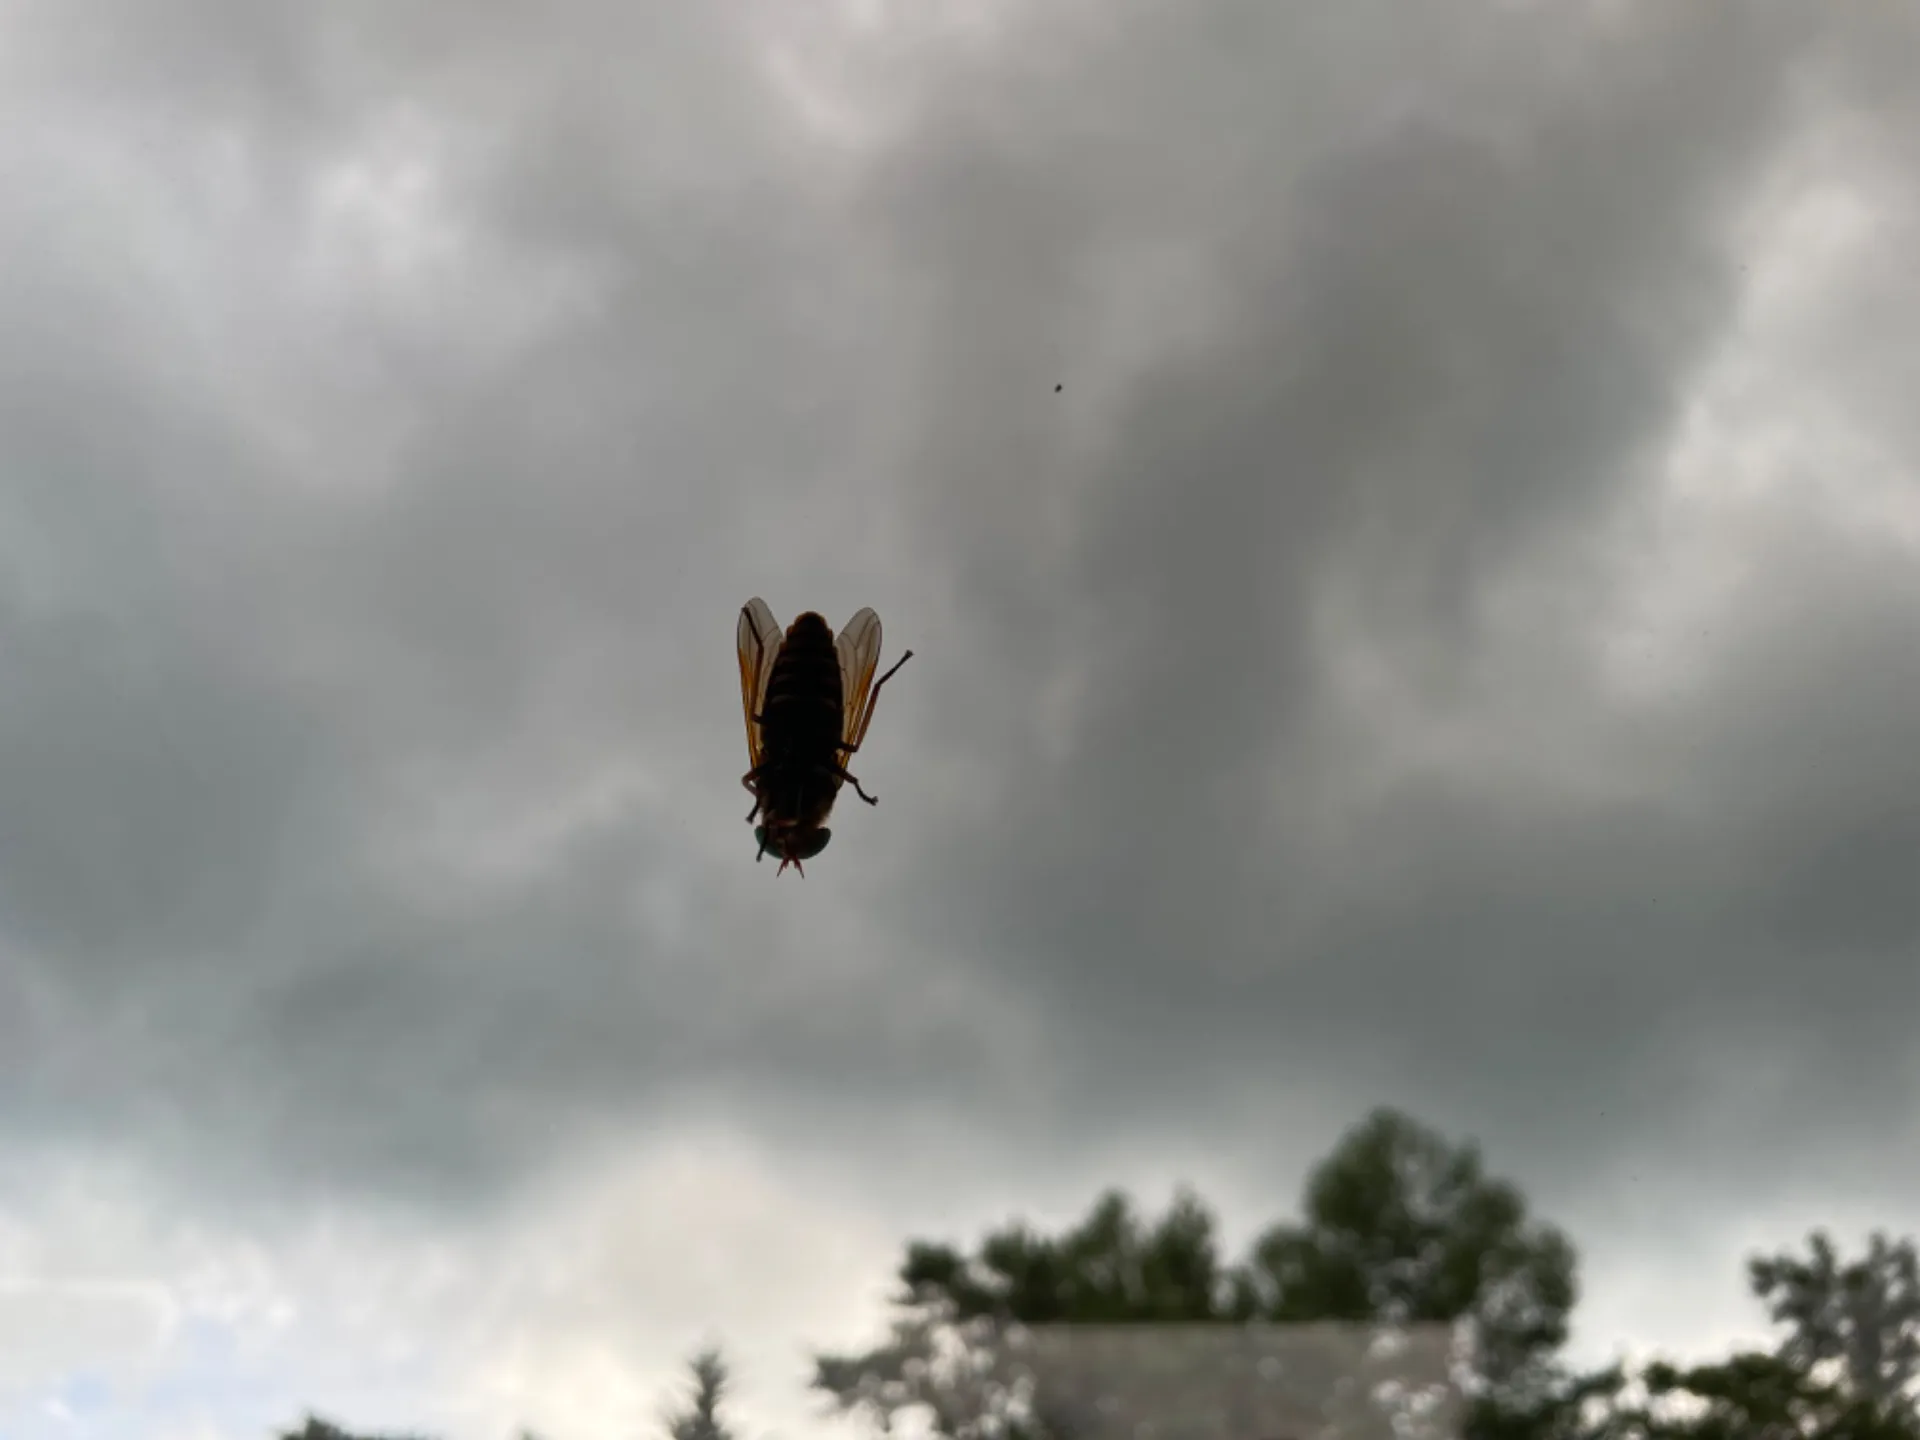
[834,607,884,751]
[737,597,784,766]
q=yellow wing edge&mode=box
[737,597,783,768]
[834,607,883,752]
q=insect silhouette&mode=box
[736,598,913,877]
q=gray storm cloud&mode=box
[0,0,1914,1241]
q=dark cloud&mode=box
[846,0,1920,1189]
[0,0,1915,1272]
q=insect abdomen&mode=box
[761,613,842,752]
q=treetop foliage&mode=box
[280,1108,1920,1440]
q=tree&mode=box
[276,1418,436,1440]
[1536,1232,1920,1440]
[1749,1230,1920,1413]
[1459,1362,1629,1440]
[812,1108,1578,1440]
[1596,1351,1918,1440]
[662,1346,739,1440]
[894,1184,1230,1326]
[814,1189,1226,1440]
[1236,1108,1577,1400]
[813,1303,1056,1440]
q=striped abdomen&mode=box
[755,613,845,823]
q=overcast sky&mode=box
[2,0,1918,1436]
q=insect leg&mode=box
[872,649,914,693]
[843,649,915,757]
[741,770,765,822]
[826,762,880,806]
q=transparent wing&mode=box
[835,607,884,752]
[737,597,784,767]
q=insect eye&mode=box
[754,825,769,851]
[795,829,831,860]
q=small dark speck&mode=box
[1054,383,1063,393]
